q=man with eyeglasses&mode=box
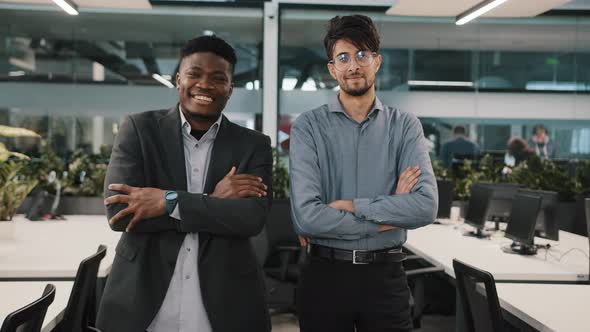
[289,15,437,332]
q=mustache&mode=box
[345,74,365,79]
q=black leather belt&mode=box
[308,244,406,264]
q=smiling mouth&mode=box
[191,95,214,104]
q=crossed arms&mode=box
[103,115,272,238]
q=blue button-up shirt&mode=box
[289,96,437,251]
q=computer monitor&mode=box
[436,179,453,219]
[503,193,543,255]
[464,184,493,238]
[478,183,523,224]
[518,189,559,241]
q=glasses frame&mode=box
[328,51,378,71]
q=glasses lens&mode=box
[356,51,372,66]
[335,53,350,71]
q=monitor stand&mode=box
[463,227,490,239]
[502,241,538,255]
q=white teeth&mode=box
[193,95,213,102]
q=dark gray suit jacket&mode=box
[96,106,272,332]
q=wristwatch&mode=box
[165,190,178,214]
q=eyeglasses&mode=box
[328,50,378,71]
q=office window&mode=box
[0,7,263,157]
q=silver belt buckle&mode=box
[352,250,369,264]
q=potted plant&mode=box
[508,155,578,232]
[0,125,40,237]
[17,141,65,214]
[265,149,297,246]
[59,148,110,215]
[446,154,503,218]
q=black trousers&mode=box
[297,255,412,332]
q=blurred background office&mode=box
[0,0,589,163]
[0,1,589,332]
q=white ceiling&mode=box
[386,0,572,17]
[0,0,151,9]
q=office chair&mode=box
[453,259,504,332]
[264,202,304,283]
[436,179,454,219]
[0,284,56,332]
[55,245,106,332]
[403,254,445,328]
[251,225,301,314]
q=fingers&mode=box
[126,213,142,232]
[232,178,267,190]
[378,225,397,232]
[395,166,421,194]
[109,207,133,225]
[225,166,237,177]
[298,235,308,247]
[236,189,266,198]
[104,194,130,205]
[108,183,134,194]
[231,174,264,183]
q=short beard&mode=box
[340,77,373,97]
[343,85,371,96]
[182,109,222,123]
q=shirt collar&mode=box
[178,105,222,141]
[328,94,384,120]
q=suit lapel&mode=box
[158,106,188,191]
[203,116,234,194]
[200,115,235,259]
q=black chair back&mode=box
[436,179,454,219]
[453,259,504,332]
[0,284,56,332]
[266,200,299,249]
[58,245,106,332]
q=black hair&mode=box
[453,125,467,136]
[323,15,380,60]
[532,124,547,135]
[179,35,237,74]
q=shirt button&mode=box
[185,275,190,280]
[187,247,191,252]
[193,168,199,173]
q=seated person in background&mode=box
[440,125,480,168]
[529,124,559,160]
[505,137,534,170]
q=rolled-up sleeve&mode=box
[289,115,380,240]
[352,115,438,229]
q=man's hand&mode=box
[395,166,421,194]
[298,235,309,247]
[105,184,166,232]
[328,200,354,213]
[378,225,397,232]
[210,166,267,199]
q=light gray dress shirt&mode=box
[147,108,221,332]
[289,96,437,251]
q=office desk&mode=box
[0,215,119,280]
[0,281,73,332]
[495,283,590,332]
[404,220,589,282]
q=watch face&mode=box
[166,191,178,200]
